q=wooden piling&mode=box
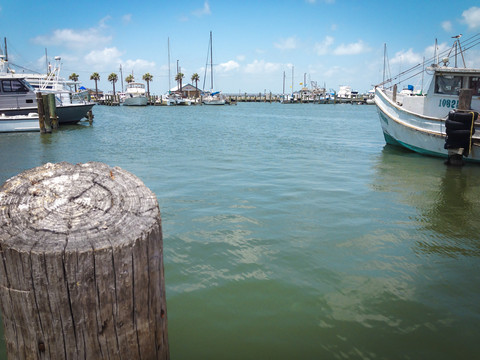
[47,93,58,129]
[36,92,46,133]
[0,162,169,360]
[458,88,474,110]
[42,94,52,133]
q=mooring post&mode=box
[458,88,474,111]
[47,93,58,129]
[42,94,52,133]
[0,162,169,359]
[36,92,46,133]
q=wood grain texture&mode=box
[0,162,169,359]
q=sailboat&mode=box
[202,31,226,105]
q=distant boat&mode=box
[202,31,226,105]
[123,82,148,106]
[0,113,39,132]
[374,35,480,163]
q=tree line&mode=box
[68,71,201,99]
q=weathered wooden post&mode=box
[47,93,58,129]
[458,88,473,110]
[87,110,94,124]
[0,162,169,360]
[42,94,52,133]
[36,92,46,133]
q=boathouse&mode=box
[170,84,201,98]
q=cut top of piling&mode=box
[0,161,160,253]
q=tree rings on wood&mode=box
[0,162,169,359]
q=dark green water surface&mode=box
[1,103,479,359]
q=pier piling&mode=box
[0,162,169,359]
[47,93,58,129]
[36,92,46,133]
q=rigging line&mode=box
[202,35,211,92]
[376,37,480,87]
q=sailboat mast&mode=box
[210,31,214,91]
[168,37,171,93]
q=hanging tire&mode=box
[446,119,469,130]
[453,112,476,125]
[447,129,471,140]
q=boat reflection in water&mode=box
[373,145,480,257]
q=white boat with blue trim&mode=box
[374,35,480,163]
[0,113,39,132]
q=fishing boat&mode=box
[0,113,39,132]
[123,82,148,106]
[202,31,226,105]
[374,34,480,163]
[0,55,94,124]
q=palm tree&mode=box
[175,72,184,95]
[69,73,79,92]
[125,74,134,84]
[143,73,153,98]
[90,72,100,100]
[108,73,118,97]
[191,73,200,98]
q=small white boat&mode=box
[0,113,39,132]
[374,35,480,163]
[202,91,226,105]
[123,82,148,106]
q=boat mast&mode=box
[168,37,171,93]
[119,64,124,93]
[210,31,214,91]
[292,66,294,95]
[282,71,285,98]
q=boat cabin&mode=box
[397,67,480,118]
[0,76,37,112]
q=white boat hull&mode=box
[0,114,40,132]
[123,96,148,106]
[374,87,480,162]
[203,99,225,105]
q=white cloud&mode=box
[124,59,156,72]
[333,40,370,55]
[193,1,211,17]
[442,20,452,32]
[218,60,240,72]
[245,60,281,74]
[122,14,132,24]
[236,55,246,61]
[84,47,124,69]
[274,36,297,50]
[462,6,480,29]
[32,27,111,51]
[314,36,334,55]
[390,48,423,66]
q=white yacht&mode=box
[123,82,148,106]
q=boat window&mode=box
[469,76,480,96]
[2,79,29,93]
[435,75,462,95]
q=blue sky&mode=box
[1,1,480,95]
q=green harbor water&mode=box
[1,103,480,359]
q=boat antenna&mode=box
[4,38,7,63]
[450,34,466,68]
